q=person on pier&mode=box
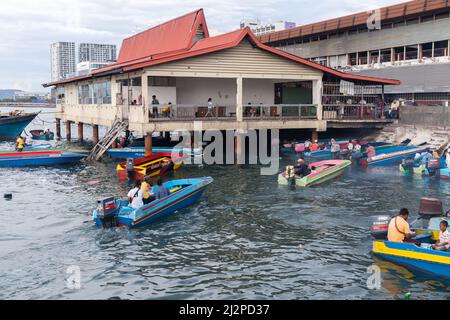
[151,95,160,118]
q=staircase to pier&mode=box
[87,118,129,161]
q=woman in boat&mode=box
[127,180,144,209]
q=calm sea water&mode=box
[0,108,449,300]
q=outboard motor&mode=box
[401,158,415,173]
[427,158,441,176]
[370,215,391,240]
[285,165,296,187]
[418,197,444,228]
[126,158,134,179]
[96,197,119,228]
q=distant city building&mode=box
[51,42,76,82]
[76,61,112,75]
[240,19,296,36]
[14,91,51,101]
[78,43,117,64]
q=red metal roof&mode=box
[117,9,209,64]
[259,0,450,44]
[43,10,400,87]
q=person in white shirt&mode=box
[205,98,214,117]
[433,220,450,251]
[127,180,144,210]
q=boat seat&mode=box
[170,187,182,193]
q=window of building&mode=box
[394,47,405,61]
[358,27,368,33]
[434,40,449,57]
[370,50,380,64]
[435,11,449,20]
[78,84,92,104]
[348,29,357,35]
[393,20,405,27]
[93,81,111,104]
[311,36,319,42]
[358,51,368,65]
[420,15,434,23]
[380,49,392,63]
[406,18,419,25]
[319,34,328,40]
[381,23,393,29]
[149,77,176,87]
[405,45,418,60]
[348,53,357,66]
[422,42,433,58]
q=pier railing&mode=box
[130,104,318,122]
[322,104,382,120]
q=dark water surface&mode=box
[0,108,449,300]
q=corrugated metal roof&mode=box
[43,10,400,87]
[259,0,450,44]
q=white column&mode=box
[110,76,117,106]
[141,73,149,107]
[313,78,323,121]
[236,76,243,122]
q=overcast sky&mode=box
[0,0,403,92]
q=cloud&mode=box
[0,0,402,91]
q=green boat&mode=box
[278,159,351,187]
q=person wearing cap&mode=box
[309,140,320,152]
[294,158,310,177]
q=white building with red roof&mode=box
[44,9,400,141]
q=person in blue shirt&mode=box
[155,179,170,200]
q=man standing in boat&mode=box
[387,208,416,243]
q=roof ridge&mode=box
[122,8,204,41]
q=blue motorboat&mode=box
[107,147,202,159]
[92,177,213,228]
[362,146,428,167]
[0,112,38,140]
[0,151,85,167]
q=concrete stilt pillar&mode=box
[65,121,71,141]
[55,118,61,141]
[145,132,153,157]
[93,124,99,145]
[78,122,84,144]
[312,130,319,142]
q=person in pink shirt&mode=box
[365,144,376,158]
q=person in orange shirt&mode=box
[387,208,416,243]
[309,140,320,152]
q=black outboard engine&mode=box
[370,215,391,240]
[427,158,441,176]
[401,158,415,171]
[97,197,119,228]
[418,197,444,228]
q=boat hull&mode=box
[107,147,201,159]
[278,160,351,187]
[363,147,428,167]
[373,241,450,279]
[93,177,213,228]
[0,113,38,139]
[440,168,450,180]
[0,152,85,167]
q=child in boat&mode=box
[127,180,144,209]
[432,220,450,251]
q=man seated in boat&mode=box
[432,221,450,251]
[154,179,170,200]
[127,180,144,209]
[142,177,156,205]
[294,159,310,177]
[309,140,320,152]
[364,144,376,159]
[387,208,416,243]
[15,135,24,152]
